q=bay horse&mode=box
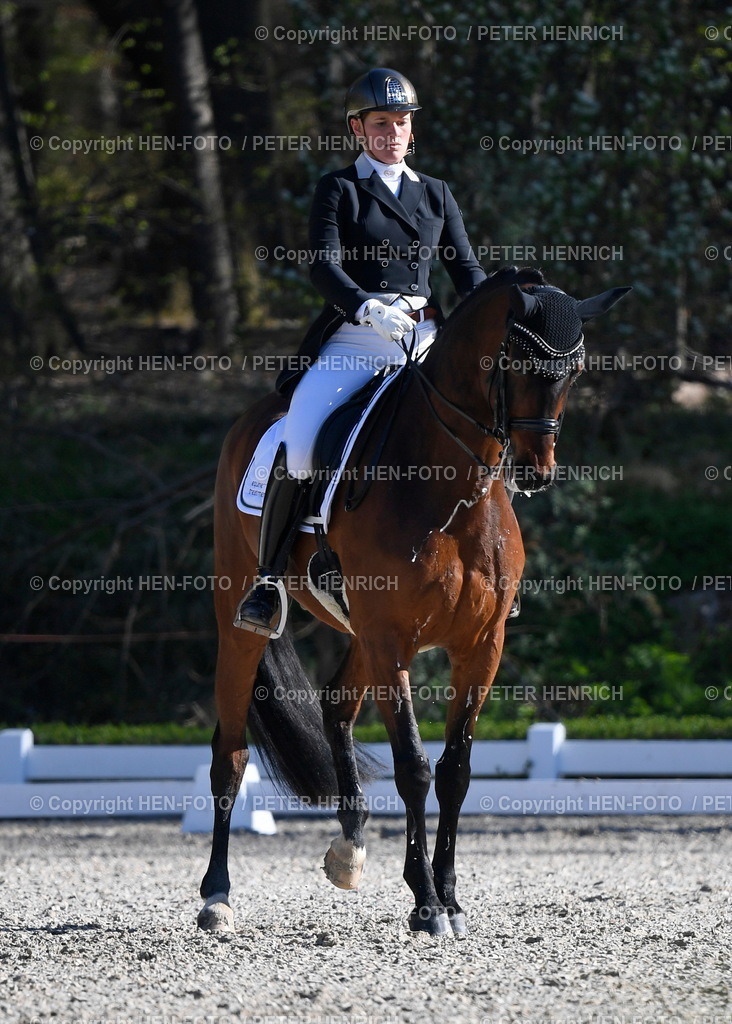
[198,266,630,936]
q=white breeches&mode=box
[282,319,437,478]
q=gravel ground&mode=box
[1,816,730,1024]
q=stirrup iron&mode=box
[233,576,288,639]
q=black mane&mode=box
[442,265,547,331]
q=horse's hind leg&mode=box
[321,644,369,890]
[198,633,266,932]
[432,644,501,935]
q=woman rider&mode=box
[236,67,486,636]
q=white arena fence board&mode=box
[25,744,211,781]
[559,739,732,777]
[359,741,531,778]
[1,725,732,831]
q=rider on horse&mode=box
[235,68,487,637]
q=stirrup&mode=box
[233,576,288,639]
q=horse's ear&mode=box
[577,286,632,322]
[508,284,541,321]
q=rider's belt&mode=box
[408,307,438,323]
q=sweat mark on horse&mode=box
[198,266,630,936]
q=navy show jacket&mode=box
[276,154,486,394]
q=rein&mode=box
[399,309,572,481]
[408,359,509,480]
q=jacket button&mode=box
[380,281,388,288]
[409,284,419,291]
[381,260,389,268]
[382,239,389,245]
[409,262,418,270]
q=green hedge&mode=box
[8,715,732,745]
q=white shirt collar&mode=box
[355,151,419,182]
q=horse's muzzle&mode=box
[505,461,557,493]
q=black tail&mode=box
[247,629,381,802]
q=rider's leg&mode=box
[233,442,308,636]
[234,336,388,637]
[282,344,390,478]
[280,318,436,476]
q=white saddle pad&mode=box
[236,366,404,534]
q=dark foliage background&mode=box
[0,0,730,731]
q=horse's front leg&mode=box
[366,645,451,936]
[321,643,370,890]
[432,641,504,935]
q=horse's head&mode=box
[495,281,631,493]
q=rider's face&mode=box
[351,111,413,164]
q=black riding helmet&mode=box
[344,68,421,129]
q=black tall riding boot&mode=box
[234,442,308,637]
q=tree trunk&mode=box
[161,0,239,352]
[0,11,85,356]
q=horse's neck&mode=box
[422,290,507,420]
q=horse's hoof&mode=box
[409,907,453,937]
[449,911,468,935]
[322,836,366,890]
[197,892,235,933]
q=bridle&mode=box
[402,303,585,481]
[487,314,585,438]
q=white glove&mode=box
[358,300,415,343]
